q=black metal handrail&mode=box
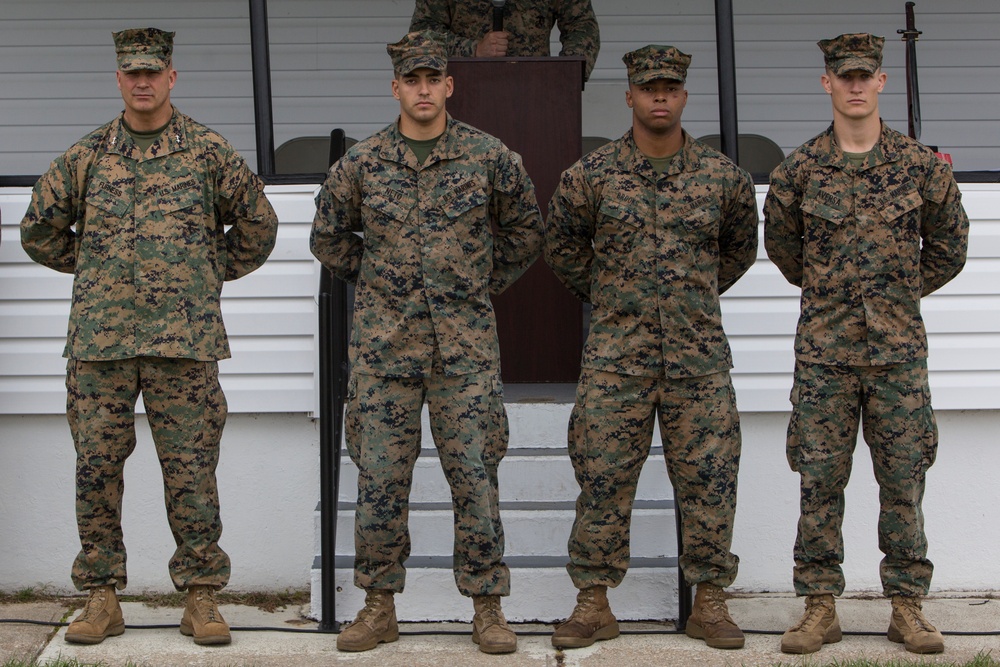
[316,129,349,632]
[317,267,348,632]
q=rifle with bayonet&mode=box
[898,1,922,141]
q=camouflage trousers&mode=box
[787,360,937,597]
[66,357,231,592]
[345,369,510,597]
[566,369,742,589]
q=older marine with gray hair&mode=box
[20,26,277,648]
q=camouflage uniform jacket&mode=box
[763,123,969,366]
[545,130,759,379]
[20,107,278,362]
[409,0,600,81]
[310,115,543,378]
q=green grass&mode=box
[0,588,309,613]
[769,652,998,667]
[0,588,56,605]
[119,588,309,613]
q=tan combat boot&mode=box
[888,595,944,654]
[781,594,842,654]
[336,590,398,652]
[180,585,231,645]
[65,585,125,644]
[551,585,620,649]
[685,582,745,649]
[471,594,517,654]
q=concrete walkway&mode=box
[2,593,998,666]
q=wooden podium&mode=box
[447,56,585,383]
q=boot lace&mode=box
[571,589,603,617]
[195,587,220,623]
[790,597,831,632]
[897,598,935,632]
[355,592,391,627]
[476,596,505,629]
[701,585,730,624]
[78,588,109,622]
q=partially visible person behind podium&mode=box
[409,0,600,81]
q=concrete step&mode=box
[310,564,681,623]
[321,503,678,557]
[350,400,665,452]
[312,398,682,624]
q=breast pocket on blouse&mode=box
[159,182,203,223]
[800,195,849,267]
[440,184,490,292]
[444,180,489,229]
[443,184,489,223]
[679,198,721,239]
[362,188,413,249]
[158,183,207,263]
[85,177,131,220]
[877,184,923,275]
[678,201,722,273]
[596,198,641,260]
[83,177,132,257]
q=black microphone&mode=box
[491,0,506,32]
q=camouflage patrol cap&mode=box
[113,27,174,72]
[622,45,692,85]
[387,31,448,76]
[818,33,884,75]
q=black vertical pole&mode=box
[715,0,740,166]
[318,131,349,632]
[318,268,348,632]
[318,273,337,632]
[248,0,275,175]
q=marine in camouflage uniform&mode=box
[310,31,542,654]
[545,45,758,650]
[763,33,969,655]
[409,0,600,81]
[20,28,277,646]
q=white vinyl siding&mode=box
[4,183,998,414]
[0,184,319,415]
[725,185,1000,413]
[0,1,258,175]
[1,1,998,415]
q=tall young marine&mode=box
[310,30,543,655]
[764,32,968,656]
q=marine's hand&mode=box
[476,31,509,57]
